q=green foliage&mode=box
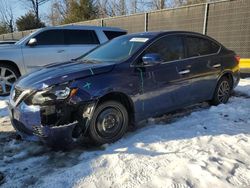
[16,12,45,31]
[0,22,11,34]
[62,0,97,24]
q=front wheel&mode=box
[88,101,129,145]
[210,76,232,105]
[0,64,20,96]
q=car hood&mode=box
[16,60,115,90]
[0,44,19,49]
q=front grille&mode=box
[32,126,46,137]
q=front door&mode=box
[132,35,193,120]
[22,29,67,73]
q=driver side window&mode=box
[34,30,64,45]
[143,35,184,63]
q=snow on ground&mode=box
[0,79,250,188]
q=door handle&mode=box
[212,64,221,68]
[178,69,190,75]
[57,50,65,53]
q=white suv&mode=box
[0,25,126,95]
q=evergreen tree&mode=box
[63,0,97,24]
[0,22,10,34]
[16,12,45,31]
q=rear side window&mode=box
[103,31,127,40]
[144,35,184,62]
[35,30,64,45]
[64,30,99,45]
[186,36,220,58]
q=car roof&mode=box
[123,30,220,44]
[40,25,127,32]
[128,30,207,37]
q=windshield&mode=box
[80,35,151,63]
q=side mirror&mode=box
[27,38,37,46]
[142,53,162,66]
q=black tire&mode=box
[0,63,20,96]
[88,101,129,145]
[210,76,232,105]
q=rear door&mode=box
[64,29,100,60]
[22,29,67,72]
[179,35,221,103]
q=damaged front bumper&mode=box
[8,99,95,146]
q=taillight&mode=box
[234,55,240,64]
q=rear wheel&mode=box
[211,76,232,105]
[0,64,20,96]
[88,101,128,145]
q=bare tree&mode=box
[98,0,114,16]
[47,1,61,25]
[185,0,207,5]
[95,0,108,17]
[49,0,210,24]
[22,0,50,22]
[95,0,128,17]
[48,0,68,25]
[0,0,14,32]
[119,0,126,15]
[131,0,138,14]
[140,0,197,10]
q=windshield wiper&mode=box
[81,59,101,64]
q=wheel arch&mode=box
[0,60,21,76]
[96,91,135,127]
[218,71,234,89]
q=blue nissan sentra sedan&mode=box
[8,31,240,146]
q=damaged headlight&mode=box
[26,83,71,105]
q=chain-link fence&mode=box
[0,0,249,57]
[207,0,250,58]
[103,13,145,33]
[147,4,206,33]
[72,19,102,26]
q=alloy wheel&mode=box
[0,67,17,95]
[217,80,230,103]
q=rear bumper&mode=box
[8,100,79,146]
[233,70,240,88]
